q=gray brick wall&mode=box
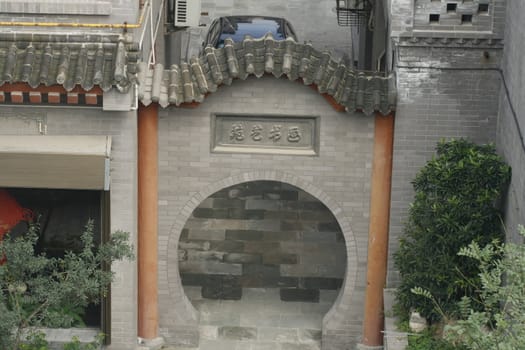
[387,46,502,286]
[0,106,138,350]
[497,1,525,241]
[388,0,414,37]
[390,0,506,38]
[387,0,507,287]
[0,0,139,31]
[0,1,112,16]
[157,76,375,349]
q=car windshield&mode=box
[217,17,286,48]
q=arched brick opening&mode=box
[162,170,359,347]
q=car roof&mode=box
[218,16,290,42]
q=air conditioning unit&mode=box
[174,0,201,27]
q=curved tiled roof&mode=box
[0,38,139,92]
[138,34,396,115]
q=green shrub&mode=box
[0,220,133,350]
[18,332,48,350]
[63,334,104,350]
[443,226,525,349]
[407,327,462,350]
[394,139,510,322]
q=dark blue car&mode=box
[203,15,298,49]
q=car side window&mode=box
[285,23,297,41]
[204,20,219,48]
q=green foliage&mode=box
[407,327,462,350]
[15,332,103,350]
[18,332,48,350]
[442,226,525,350]
[394,139,510,322]
[63,334,104,350]
[42,304,86,328]
[0,220,133,350]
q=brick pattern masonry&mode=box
[179,181,346,303]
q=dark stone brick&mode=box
[300,231,338,242]
[180,228,189,240]
[209,188,230,198]
[231,184,268,199]
[209,240,245,252]
[277,276,299,288]
[179,239,211,251]
[301,277,343,290]
[223,253,262,264]
[299,202,328,210]
[281,220,318,231]
[226,230,263,241]
[228,208,265,220]
[212,198,246,209]
[241,264,280,287]
[263,190,299,200]
[335,231,345,243]
[299,210,335,221]
[179,249,188,261]
[318,222,341,232]
[262,231,298,241]
[192,208,265,220]
[193,208,228,219]
[201,275,242,300]
[262,192,281,200]
[283,201,326,211]
[279,288,320,302]
[180,273,208,286]
[218,326,257,340]
[202,285,242,300]
[251,181,281,192]
[264,211,299,220]
[280,220,302,231]
[243,241,280,253]
[263,252,298,265]
[282,201,300,210]
[278,190,299,200]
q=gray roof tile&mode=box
[0,39,139,92]
[138,34,396,115]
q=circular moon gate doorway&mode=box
[178,181,347,348]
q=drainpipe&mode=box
[360,113,395,349]
[137,102,163,349]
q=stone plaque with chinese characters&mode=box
[212,114,319,156]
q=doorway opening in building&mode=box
[0,188,109,331]
[178,181,347,347]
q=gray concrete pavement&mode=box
[161,287,338,350]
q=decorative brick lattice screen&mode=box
[413,0,494,32]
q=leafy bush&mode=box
[407,327,462,350]
[0,220,133,350]
[394,139,510,322]
[18,332,48,350]
[442,226,525,349]
[63,334,104,350]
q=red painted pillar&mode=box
[137,102,159,340]
[361,113,395,347]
